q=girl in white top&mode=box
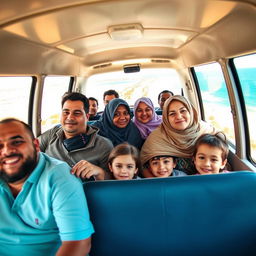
[108,143,141,180]
[77,143,141,181]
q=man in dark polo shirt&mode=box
[39,92,113,180]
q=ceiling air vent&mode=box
[123,64,140,73]
[93,63,112,69]
[108,23,143,41]
[151,59,171,63]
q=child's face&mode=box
[149,157,176,178]
[194,144,227,175]
[109,154,138,180]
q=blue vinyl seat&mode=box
[84,171,256,256]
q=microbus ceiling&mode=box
[0,0,256,73]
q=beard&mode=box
[0,148,38,183]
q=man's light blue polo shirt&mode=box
[0,152,94,256]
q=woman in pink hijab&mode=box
[132,97,162,140]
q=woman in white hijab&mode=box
[140,95,216,176]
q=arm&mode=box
[38,125,60,152]
[38,133,47,152]
[56,237,91,256]
[51,162,94,254]
[38,128,53,152]
[97,137,114,171]
[71,160,106,180]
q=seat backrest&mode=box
[83,171,256,256]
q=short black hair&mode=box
[193,132,229,161]
[103,89,119,100]
[62,92,89,113]
[0,118,35,139]
[145,155,177,168]
[150,155,177,161]
[158,90,174,101]
[88,97,98,106]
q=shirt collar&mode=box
[0,152,45,189]
[56,125,99,140]
[26,152,46,184]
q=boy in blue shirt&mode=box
[145,155,187,178]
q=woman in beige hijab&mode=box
[140,95,216,176]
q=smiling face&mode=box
[149,156,176,178]
[167,100,191,130]
[104,94,117,106]
[135,102,153,124]
[112,105,130,128]
[109,154,138,180]
[0,121,39,183]
[194,144,227,174]
[61,100,89,138]
[159,92,173,110]
[89,99,98,117]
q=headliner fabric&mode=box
[140,95,215,165]
[84,171,256,256]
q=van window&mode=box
[194,63,235,145]
[41,76,71,133]
[233,54,256,162]
[0,76,33,122]
[84,68,182,111]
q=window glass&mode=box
[0,76,33,122]
[84,68,182,111]
[194,63,235,145]
[233,54,256,162]
[41,76,71,133]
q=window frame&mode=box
[191,56,256,167]
[191,61,236,146]
[229,56,255,164]
[0,75,36,125]
[40,76,73,133]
